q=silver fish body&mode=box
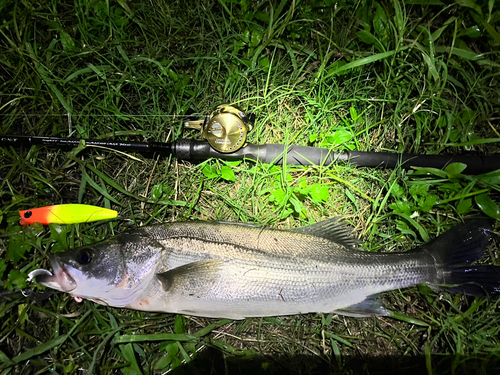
[34,218,499,319]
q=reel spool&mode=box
[184,105,253,153]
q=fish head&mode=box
[35,233,161,307]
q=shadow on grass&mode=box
[170,349,500,375]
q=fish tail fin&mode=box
[441,266,500,295]
[423,217,500,296]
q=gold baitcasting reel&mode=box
[184,105,253,153]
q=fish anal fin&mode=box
[333,295,392,318]
[156,259,223,297]
[292,217,359,248]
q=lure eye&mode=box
[77,250,93,265]
[24,211,33,218]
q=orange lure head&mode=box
[19,206,56,226]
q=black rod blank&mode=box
[1,134,499,175]
[0,135,172,154]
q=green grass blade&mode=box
[9,334,70,366]
[112,333,196,344]
[325,50,402,78]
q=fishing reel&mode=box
[184,105,254,153]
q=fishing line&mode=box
[0,114,190,117]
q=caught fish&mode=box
[32,217,499,319]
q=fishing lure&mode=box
[19,204,117,226]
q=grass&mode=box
[1,0,500,373]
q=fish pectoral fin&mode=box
[290,216,359,248]
[332,295,392,318]
[156,259,223,297]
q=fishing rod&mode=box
[1,105,499,174]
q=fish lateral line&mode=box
[29,217,499,319]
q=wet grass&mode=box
[1,0,500,374]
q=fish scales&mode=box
[32,218,499,319]
[135,222,435,317]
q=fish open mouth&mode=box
[31,257,77,293]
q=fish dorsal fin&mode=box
[333,295,392,318]
[291,217,359,248]
[156,260,223,297]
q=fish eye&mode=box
[77,250,93,265]
[24,211,32,218]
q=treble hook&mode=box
[21,269,55,301]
